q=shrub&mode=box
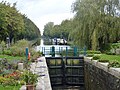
[21,70,38,85]
[31,51,42,61]
[2,78,19,86]
[4,50,12,56]
[106,52,115,55]
[108,61,120,68]
[93,55,100,60]
[15,39,30,48]
[10,46,24,56]
[0,76,8,84]
[80,50,101,54]
[10,39,35,57]
[0,41,6,54]
[0,76,19,86]
[112,43,120,49]
[10,40,39,56]
[98,59,109,63]
[87,50,101,54]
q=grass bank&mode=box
[0,55,25,61]
[0,85,21,90]
[100,54,120,62]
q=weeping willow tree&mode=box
[70,0,120,50]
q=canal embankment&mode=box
[84,57,120,90]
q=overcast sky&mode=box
[1,0,75,34]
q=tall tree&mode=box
[0,1,40,43]
[70,0,120,50]
[0,2,24,42]
[43,22,54,38]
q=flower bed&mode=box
[0,70,23,90]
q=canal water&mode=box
[36,38,71,56]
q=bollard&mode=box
[26,47,29,61]
[51,46,55,57]
[74,47,77,56]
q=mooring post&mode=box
[74,46,77,56]
[25,47,29,69]
[26,47,28,61]
[52,46,55,57]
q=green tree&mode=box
[18,15,40,40]
[0,1,40,43]
[43,19,73,40]
[70,0,120,50]
[43,22,54,38]
[0,2,24,42]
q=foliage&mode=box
[0,41,6,54]
[98,59,109,63]
[111,43,120,49]
[3,49,12,55]
[80,50,101,54]
[31,51,42,61]
[0,71,21,90]
[71,0,120,50]
[0,58,24,76]
[0,71,22,86]
[21,70,38,85]
[106,52,115,55]
[43,22,54,38]
[0,85,20,90]
[18,16,41,41]
[4,71,21,80]
[0,1,41,42]
[10,39,32,56]
[0,2,24,42]
[0,39,42,65]
[0,58,11,71]
[43,19,73,40]
[92,55,100,60]
[108,61,120,68]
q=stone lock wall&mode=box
[84,57,120,90]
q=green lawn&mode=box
[0,85,21,90]
[100,54,120,62]
[0,55,25,61]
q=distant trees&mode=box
[43,22,54,38]
[0,1,40,43]
[43,20,73,40]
